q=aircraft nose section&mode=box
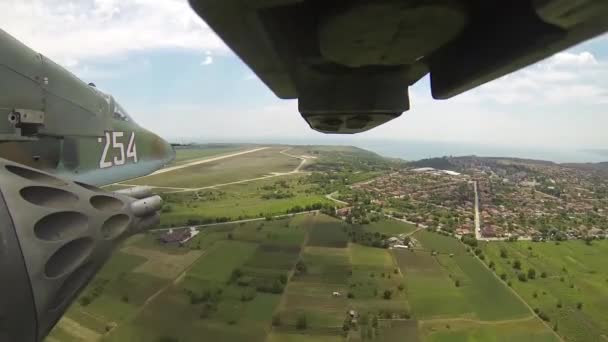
[147,132,175,165]
[158,135,176,165]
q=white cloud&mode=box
[452,51,608,106]
[546,51,598,67]
[200,51,213,66]
[0,0,226,67]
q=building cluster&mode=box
[347,157,608,241]
[352,169,475,234]
[465,158,608,240]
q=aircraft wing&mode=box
[189,0,608,133]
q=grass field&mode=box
[421,318,559,342]
[159,176,331,226]
[376,320,420,342]
[48,251,170,341]
[412,230,468,255]
[97,216,312,342]
[482,240,608,342]
[363,219,418,236]
[129,148,300,188]
[307,215,349,248]
[188,240,258,282]
[390,229,566,342]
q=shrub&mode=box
[513,260,521,270]
[296,315,308,330]
[79,296,92,306]
[518,273,527,282]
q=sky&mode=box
[1,0,607,153]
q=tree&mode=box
[489,261,495,269]
[79,296,92,306]
[455,280,461,287]
[500,273,507,281]
[577,302,583,310]
[296,314,308,330]
[383,290,393,300]
[513,260,522,270]
[295,260,307,275]
[372,316,379,328]
[527,268,536,280]
[540,271,547,278]
[272,314,282,327]
[518,273,527,282]
[500,248,508,258]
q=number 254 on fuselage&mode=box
[0,29,175,186]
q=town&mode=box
[332,156,608,242]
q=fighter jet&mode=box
[2,0,608,341]
[0,29,174,342]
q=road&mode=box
[473,181,532,242]
[149,210,320,233]
[473,181,482,240]
[325,191,349,205]
[119,147,312,194]
[149,147,269,176]
[385,213,428,229]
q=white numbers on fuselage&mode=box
[99,131,138,169]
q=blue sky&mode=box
[2,0,607,151]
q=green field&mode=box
[363,219,418,236]
[421,318,559,342]
[391,229,553,342]
[47,251,170,341]
[129,148,300,188]
[482,240,608,342]
[307,215,349,248]
[94,215,314,342]
[188,240,258,281]
[159,176,332,226]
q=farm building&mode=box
[335,207,352,217]
[159,227,200,245]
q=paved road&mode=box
[150,147,270,176]
[473,181,482,240]
[121,147,311,194]
[473,181,532,242]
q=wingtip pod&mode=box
[130,195,163,218]
[114,186,154,199]
[0,159,163,341]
